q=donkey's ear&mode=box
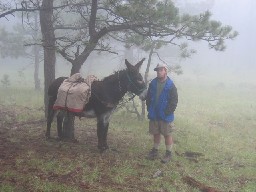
[125,59,133,70]
[135,58,145,70]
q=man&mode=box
[145,63,178,163]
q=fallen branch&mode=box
[183,176,222,192]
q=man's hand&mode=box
[164,108,172,116]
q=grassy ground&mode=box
[0,83,255,192]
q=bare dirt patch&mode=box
[0,105,130,191]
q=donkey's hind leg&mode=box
[57,111,65,139]
[46,96,57,138]
[46,108,55,138]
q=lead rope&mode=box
[117,71,122,93]
[115,93,136,110]
[116,71,136,109]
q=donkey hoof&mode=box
[72,138,79,143]
[98,145,109,153]
[45,134,51,139]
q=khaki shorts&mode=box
[149,120,175,136]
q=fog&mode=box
[179,0,256,85]
[80,0,256,86]
[0,0,255,87]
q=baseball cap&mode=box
[154,63,168,71]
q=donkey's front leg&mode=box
[46,97,56,138]
[97,111,112,152]
[97,109,115,152]
[97,119,109,152]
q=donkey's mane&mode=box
[101,69,126,83]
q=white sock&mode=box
[154,143,160,150]
[166,144,173,152]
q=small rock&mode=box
[153,169,163,178]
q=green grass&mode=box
[0,87,43,107]
[0,82,256,192]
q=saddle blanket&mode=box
[53,73,97,112]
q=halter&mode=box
[126,72,146,94]
[113,71,145,109]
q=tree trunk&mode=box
[70,62,83,76]
[34,12,40,91]
[34,44,40,90]
[141,44,155,119]
[70,41,98,75]
[40,0,56,118]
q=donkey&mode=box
[46,58,146,151]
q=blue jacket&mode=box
[147,77,175,122]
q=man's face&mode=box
[156,67,167,79]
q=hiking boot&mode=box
[146,148,158,160]
[161,150,172,163]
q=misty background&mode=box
[0,0,255,87]
[180,0,256,86]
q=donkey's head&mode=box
[124,58,146,96]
